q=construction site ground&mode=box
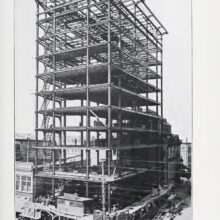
[162,181,192,220]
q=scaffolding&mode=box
[34,0,174,216]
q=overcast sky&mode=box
[15,0,192,141]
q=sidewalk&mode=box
[175,207,192,220]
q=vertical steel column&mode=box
[107,0,112,213]
[42,0,49,152]
[118,77,122,177]
[52,1,57,198]
[86,149,89,197]
[81,150,84,166]
[43,81,47,149]
[85,0,91,197]
[155,31,159,185]
[63,5,67,169]
[63,84,67,168]
[134,4,137,64]
[146,19,149,114]
[156,32,159,116]
[34,2,40,200]
[35,1,39,173]
[97,100,100,155]
[118,0,122,177]
[107,0,112,176]
[160,36,164,119]
[58,97,62,171]
[81,149,84,166]
[58,131,62,171]
[86,0,90,148]
[133,3,138,127]
[101,160,106,220]
[96,150,100,165]
[81,98,84,167]
[88,150,91,166]
[81,98,84,146]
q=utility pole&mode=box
[27,138,30,162]
[101,159,106,220]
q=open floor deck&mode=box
[37,63,161,86]
[33,143,164,151]
[38,83,159,107]
[35,168,147,183]
[38,105,160,119]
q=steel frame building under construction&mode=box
[33,0,181,217]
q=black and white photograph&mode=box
[13,0,193,219]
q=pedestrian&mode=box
[112,204,117,213]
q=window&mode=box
[70,201,83,208]
[57,199,65,204]
[16,175,20,191]
[21,175,32,192]
[22,176,27,191]
[27,177,32,191]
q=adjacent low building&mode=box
[180,142,192,169]
[15,161,34,215]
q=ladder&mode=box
[40,81,53,168]
[40,81,51,129]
